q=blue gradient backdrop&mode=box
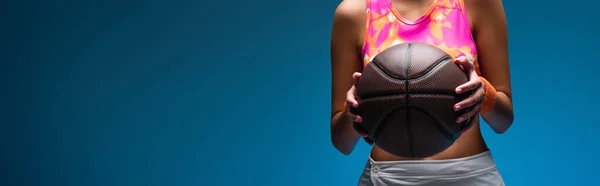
[3,0,599,185]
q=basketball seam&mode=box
[405,56,453,79]
[405,43,415,158]
[364,59,465,98]
[409,106,459,141]
[365,105,457,158]
[371,55,452,80]
[409,57,467,83]
[371,59,405,80]
[370,106,403,151]
[358,94,463,142]
[358,92,459,100]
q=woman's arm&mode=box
[330,0,365,155]
[467,0,514,134]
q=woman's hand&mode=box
[346,72,374,145]
[453,55,486,124]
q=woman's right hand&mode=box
[346,72,374,146]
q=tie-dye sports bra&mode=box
[361,0,481,75]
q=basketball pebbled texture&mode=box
[355,42,472,158]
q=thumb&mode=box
[352,72,362,85]
[454,56,475,71]
[454,56,467,65]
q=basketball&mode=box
[354,42,472,158]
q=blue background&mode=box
[2,0,599,185]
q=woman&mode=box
[329,0,514,185]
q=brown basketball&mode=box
[354,42,472,158]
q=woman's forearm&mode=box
[480,92,514,134]
[331,111,362,155]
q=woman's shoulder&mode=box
[333,0,367,50]
[333,0,366,29]
[462,0,505,23]
[335,0,367,21]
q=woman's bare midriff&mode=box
[369,117,489,161]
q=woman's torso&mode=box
[357,0,489,161]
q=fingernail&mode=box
[456,88,462,93]
[356,117,363,122]
[454,105,461,111]
[457,117,464,123]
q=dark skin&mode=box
[330,0,513,161]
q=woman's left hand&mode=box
[453,55,485,124]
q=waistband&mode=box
[366,151,496,178]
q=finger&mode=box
[348,114,363,123]
[454,56,475,71]
[352,72,362,85]
[454,56,467,64]
[457,103,482,123]
[456,57,481,93]
[347,111,363,122]
[468,64,479,80]
[454,88,485,111]
[346,99,359,109]
[346,88,359,108]
[456,78,482,94]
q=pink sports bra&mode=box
[361,0,481,74]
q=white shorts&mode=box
[357,151,505,186]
